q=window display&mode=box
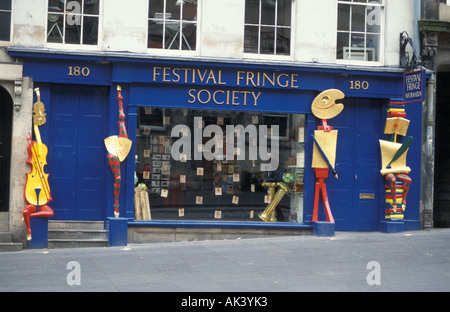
[135,107,305,223]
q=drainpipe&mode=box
[423,73,436,229]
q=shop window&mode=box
[135,108,306,223]
[336,0,383,62]
[47,0,100,45]
[148,0,197,50]
[244,0,292,56]
[0,0,12,42]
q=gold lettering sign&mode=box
[152,67,300,108]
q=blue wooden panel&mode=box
[321,98,382,231]
[42,85,108,220]
[46,85,78,220]
[352,99,382,231]
[325,102,355,230]
[76,87,109,220]
[129,83,316,114]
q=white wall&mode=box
[12,0,47,47]
[384,0,416,66]
[102,0,148,53]
[295,0,337,64]
[200,0,245,58]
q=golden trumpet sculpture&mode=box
[259,182,291,222]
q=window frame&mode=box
[0,0,12,45]
[336,0,385,66]
[146,0,200,56]
[45,0,102,50]
[243,0,295,61]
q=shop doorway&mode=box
[43,85,109,220]
[0,86,12,212]
[433,71,450,228]
[325,98,382,231]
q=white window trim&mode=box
[243,0,296,61]
[45,0,103,51]
[336,0,385,66]
[146,0,200,57]
[0,0,13,46]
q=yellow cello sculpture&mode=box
[22,88,54,241]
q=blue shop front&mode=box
[11,50,424,243]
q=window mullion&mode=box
[80,0,84,45]
[63,0,67,44]
[364,6,368,60]
[274,0,278,55]
[162,0,166,48]
[348,4,352,59]
[258,0,262,55]
[180,2,184,50]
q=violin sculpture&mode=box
[22,88,54,241]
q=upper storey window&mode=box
[0,0,12,42]
[337,0,383,63]
[148,0,198,50]
[244,0,292,57]
[47,0,100,45]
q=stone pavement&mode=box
[1,229,450,293]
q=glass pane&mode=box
[83,16,98,44]
[149,0,164,18]
[48,0,64,12]
[337,4,350,31]
[277,0,291,27]
[351,33,365,48]
[260,26,275,54]
[66,0,82,15]
[165,21,180,49]
[351,4,366,32]
[336,32,349,60]
[47,13,64,43]
[135,108,306,223]
[65,15,81,44]
[148,20,164,49]
[0,12,10,41]
[367,33,379,61]
[244,25,259,53]
[166,0,181,20]
[0,0,11,10]
[180,22,196,50]
[182,1,197,21]
[261,0,275,25]
[366,5,381,33]
[245,0,260,24]
[84,0,99,15]
[276,27,290,55]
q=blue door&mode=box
[44,85,108,220]
[326,98,382,231]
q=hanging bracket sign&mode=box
[403,69,425,103]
